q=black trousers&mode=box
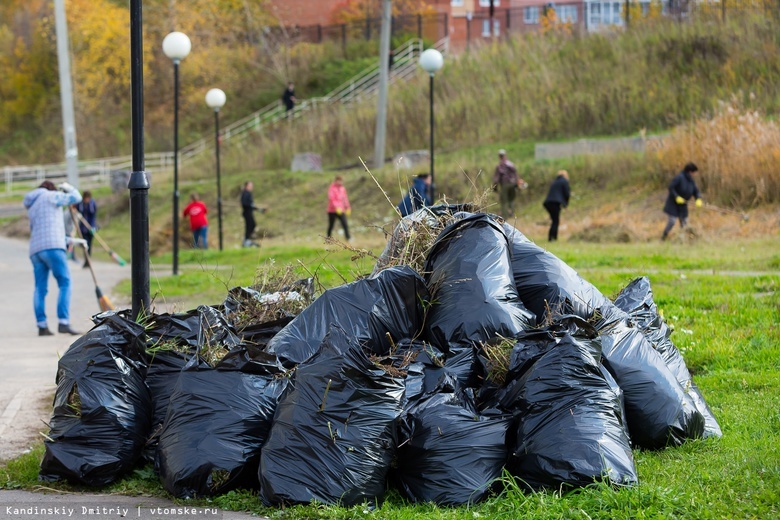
[544,201,561,241]
[243,209,256,241]
[327,212,350,240]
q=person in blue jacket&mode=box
[23,180,83,336]
[662,162,703,240]
[397,173,432,217]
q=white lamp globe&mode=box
[419,48,444,75]
[162,32,191,62]
[205,88,227,110]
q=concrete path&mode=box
[0,235,131,462]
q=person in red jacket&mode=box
[326,175,351,241]
[183,193,209,249]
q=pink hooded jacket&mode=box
[327,182,351,213]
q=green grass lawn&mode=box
[2,236,778,519]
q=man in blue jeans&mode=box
[23,180,83,336]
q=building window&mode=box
[451,0,464,6]
[482,19,491,36]
[589,3,601,27]
[479,0,500,6]
[524,6,539,24]
[558,5,578,23]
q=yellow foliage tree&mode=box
[330,0,436,24]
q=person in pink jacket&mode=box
[326,175,351,241]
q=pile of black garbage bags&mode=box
[39,207,720,506]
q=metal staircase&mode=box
[1,37,449,196]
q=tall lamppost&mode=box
[129,0,149,320]
[162,31,191,276]
[419,48,443,202]
[205,88,226,251]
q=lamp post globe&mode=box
[205,88,226,110]
[162,31,191,62]
[418,48,443,203]
[163,31,190,276]
[419,48,443,75]
[206,88,226,251]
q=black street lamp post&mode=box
[419,48,444,202]
[205,88,227,251]
[129,0,149,320]
[162,31,191,276]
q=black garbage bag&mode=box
[144,310,216,463]
[423,214,534,353]
[500,223,703,448]
[600,322,704,449]
[156,354,288,499]
[40,314,151,486]
[238,316,294,348]
[266,266,429,367]
[394,389,511,505]
[260,325,405,506]
[614,277,722,439]
[501,223,625,327]
[143,349,208,464]
[499,317,637,490]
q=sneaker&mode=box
[38,327,54,336]
[58,324,81,335]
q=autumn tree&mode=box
[330,0,435,24]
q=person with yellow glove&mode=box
[662,162,702,240]
[326,175,352,241]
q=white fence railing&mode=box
[1,37,449,198]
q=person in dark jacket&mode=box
[281,81,297,116]
[397,173,432,217]
[662,162,703,240]
[240,181,265,247]
[76,191,97,267]
[543,170,570,242]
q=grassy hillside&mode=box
[234,14,780,170]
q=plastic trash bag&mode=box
[394,389,511,505]
[156,354,288,499]
[238,316,294,349]
[500,224,703,448]
[40,314,151,486]
[267,266,429,367]
[614,277,721,439]
[423,214,534,352]
[600,321,704,449]
[260,325,405,506]
[501,223,625,327]
[499,317,637,490]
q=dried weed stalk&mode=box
[481,336,516,387]
[228,259,314,329]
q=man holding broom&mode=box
[23,180,83,336]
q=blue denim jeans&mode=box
[193,226,208,249]
[30,248,71,328]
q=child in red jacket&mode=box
[326,176,351,241]
[183,193,209,249]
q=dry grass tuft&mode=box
[481,336,516,387]
[227,260,315,330]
